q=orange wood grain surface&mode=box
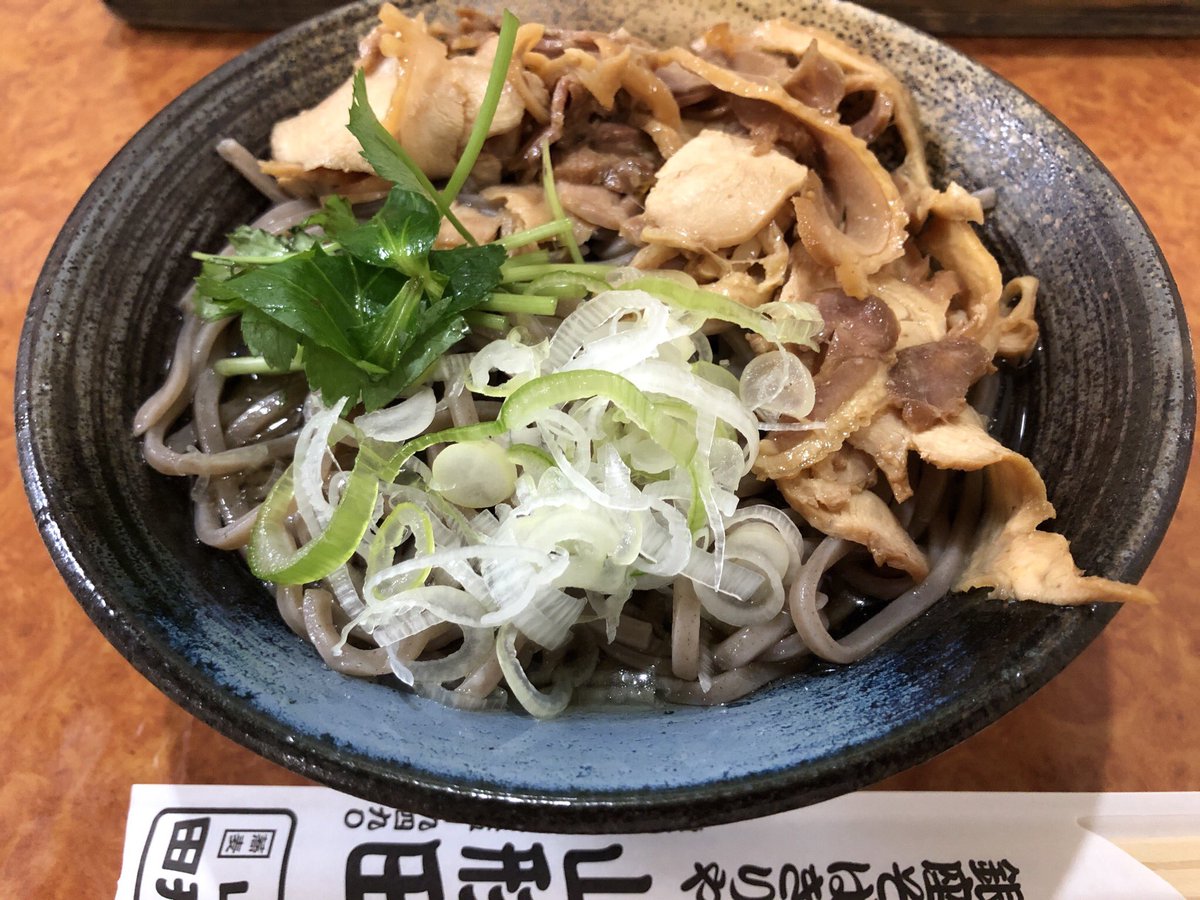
[0,2,1196,895]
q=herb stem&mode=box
[541,138,585,264]
[193,250,310,266]
[480,293,559,315]
[349,71,478,246]
[499,262,615,280]
[441,10,521,207]
[511,279,598,299]
[213,355,303,377]
[496,220,572,250]
[465,311,510,332]
[500,250,552,268]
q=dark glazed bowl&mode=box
[17,0,1193,832]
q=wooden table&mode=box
[2,2,1197,894]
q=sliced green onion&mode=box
[501,371,697,465]
[496,623,572,718]
[248,466,380,584]
[429,440,518,508]
[691,360,742,395]
[619,276,821,348]
[365,502,436,600]
[507,443,555,477]
[383,421,506,481]
[381,370,698,482]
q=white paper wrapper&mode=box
[115,786,1194,899]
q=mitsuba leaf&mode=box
[241,308,299,371]
[365,278,424,371]
[229,246,408,363]
[429,244,507,314]
[194,58,518,414]
[352,243,506,408]
[345,69,478,247]
[193,226,318,320]
[227,225,312,258]
[361,318,469,411]
[307,195,359,239]
[316,189,440,277]
[345,245,503,410]
[302,343,376,406]
[194,261,243,321]
[347,70,435,200]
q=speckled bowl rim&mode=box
[17,0,1194,832]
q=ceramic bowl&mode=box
[17,0,1192,831]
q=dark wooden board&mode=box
[868,0,1200,36]
[102,0,1200,35]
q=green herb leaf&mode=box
[360,318,469,412]
[347,70,477,245]
[347,71,439,199]
[189,13,525,414]
[365,278,424,370]
[209,240,503,411]
[314,190,440,276]
[301,343,379,406]
[193,226,318,319]
[429,244,507,314]
[241,308,299,371]
[194,261,243,320]
[229,246,408,364]
[348,246,504,410]
[228,225,316,258]
[305,194,359,240]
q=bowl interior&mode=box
[17,0,1192,832]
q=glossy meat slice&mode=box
[434,203,501,248]
[997,276,1040,359]
[920,216,1003,355]
[887,336,993,429]
[270,56,402,176]
[756,360,889,478]
[755,290,900,478]
[640,130,809,252]
[779,447,929,579]
[557,183,639,232]
[847,408,914,502]
[912,411,1155,605]
[869,275,953,350]
[814,289,901,367]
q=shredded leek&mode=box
[617,276,822,349]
